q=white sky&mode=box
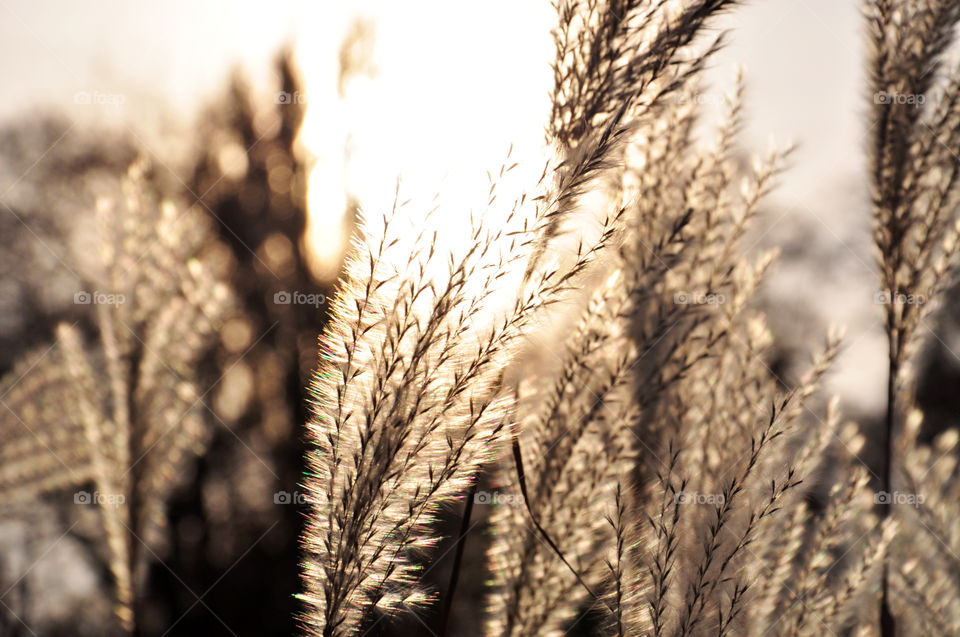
[0,0,886,413]
[0,0,866,198]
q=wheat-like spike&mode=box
[0,163,233,633]
[619,328,841,637]
[292,3,960,636]
[57,322,135,630]
[0,347,95,504]
[892,563,955,636]
[485,10,801,634]
[604,482,631,637]
[627,87,791,466]
[676,399,802,636]
[745,398,846,631]
[550,0,739,148]
[300,156,626,634]
[748,496,807,633]
[777,468,872,636]
[644,441,684,637]
[865,1,960,631]
[877,409,960,632]
[801,520,897,635]
[486,81,796,637]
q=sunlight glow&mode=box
[294,1,556,281]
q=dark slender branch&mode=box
[881,562,895,637]
[440,483,477,637]
[880,338,897,637]
[511,438,615,616]
[881,325,897,519]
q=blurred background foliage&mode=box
[0,55,334,636]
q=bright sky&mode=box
[0,1,864,206]
[0,0,885,413]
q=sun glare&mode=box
[294,1,556,282]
